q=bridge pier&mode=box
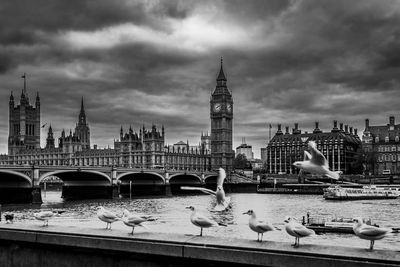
[31,187,42,204]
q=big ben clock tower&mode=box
[210,58,234,173]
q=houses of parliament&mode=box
[0,60,234,173]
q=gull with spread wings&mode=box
[293,141,340,180]
[181,168,231,211]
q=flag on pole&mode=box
[21,73,26,79]
[269,124,272,129]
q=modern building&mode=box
[210,58,234,172]
[264,121,362,175]
[362,116,400,175]
[236,138,254,160]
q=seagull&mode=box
[243,210,277,242]
[41,123,47,128]
[181,168,231,211]
[186,206,225,236]
[4,213,14,224]
[284,216,315,247]
[122,209,152,235]
[353,217,390,250]
[97,206,120,230]
[293,141,340,180]
[34,211,55,227]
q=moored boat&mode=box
[323,185,399,200]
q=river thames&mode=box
[2,191,399,251]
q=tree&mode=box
[233,154,251,170]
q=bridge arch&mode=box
[204,174,218,184]
[39,170,111,186]
[0,170,32,188]
[117,172,165,185]
[169,173,202,184]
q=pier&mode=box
[0,224,398,267]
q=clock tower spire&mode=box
[210,58,234,173]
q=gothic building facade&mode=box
[8,84,41,155]
[210,59,234,173]
[362,116,400,175]
[264,121,362,175]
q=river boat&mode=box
[323,185,399,200]
[302,214,376,234]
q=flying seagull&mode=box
[293,141,340,180]
[186,206,226,236]
[41,123,47,128]
[181,168,231,211]
[243,210,279,242]
[353,217,390,250]
[284,216,315,247]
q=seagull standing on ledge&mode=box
[181,168,231,211]
[293,141,340,180]
[122,209,152,235]
[243,210,277,242]
[34,211,54,227]
[353,217,390,250]
[97,206,120,230]
[186,206,225,236]
[284,216,315,247]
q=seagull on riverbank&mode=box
[243,210,278,242]
[34,211,55,227]
[293,141,340,180]
[284,216,315,247]
[353,217,390,250]
[122,209,152,235]
[181,168,231,211]
[186,206,226,236]
[97,206,120,230]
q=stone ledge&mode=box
[0,224,399,267]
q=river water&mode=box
[2,190,400,251]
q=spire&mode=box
[21,73,27,94]
[217,57,227,81]
[78,96,86,125]
[48,124,53,134]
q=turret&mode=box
[9,91,14,108]
[276,124,283,135]
[35,92,40,108]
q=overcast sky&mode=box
[1,0,400,158]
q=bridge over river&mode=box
[0,166,257,204]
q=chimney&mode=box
[313,121,322,134]
[340,123,343,132]
[277,124,283,135]
[295,123,298,130]
[365,118,369,130]
[349,127,353,134]
[354,128,358,136]
[332,120,339,132]
[389,116,395,126]
[285,126,289,134]
[345,125,348,133]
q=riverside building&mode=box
[264,121,362,175]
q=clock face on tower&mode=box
[213,103,221,112]
[226,103,232,112]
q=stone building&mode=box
[362,116,400,175]
[236,137,254,160]
[264,121,362,175]
[8,78,41,154]
[210,59,234,172]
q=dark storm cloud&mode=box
[1,0,400,157]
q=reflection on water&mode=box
[2,190,400,251]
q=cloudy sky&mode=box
[1,0,400,158]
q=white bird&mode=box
[34,211,55,227]
[122,209,152,235]
[284,216,315,247]
[186,206,225,236]
[97,206,120,230]
[181,168,231,211]
[353,217,391,250]
[243,210,277,242]
[293,141,340,180]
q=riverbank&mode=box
[0,223,399,267]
